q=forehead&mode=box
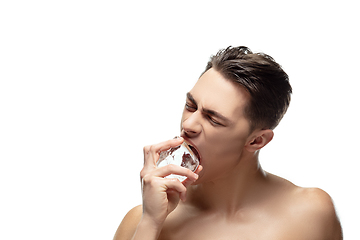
[190,68,250,119]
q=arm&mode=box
[113,205,142,240]
[113,205,165,240]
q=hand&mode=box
[140,137,202,227]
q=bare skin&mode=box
[114,69,342,240]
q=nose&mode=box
[181,111,202,138]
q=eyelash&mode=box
[185,103,222,126]
[207,115,221,125]
[185,103,197,112]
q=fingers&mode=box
[141,138,201,204]
[140,138,200,223]
[165,165,203,201]
[141,171,188,202]
[153,137,184,153]
[162,178,188,201]
[143,137,184,157]
[155,164,199,180]
[182,165,203,188]
[141,163,199,189]
[143,137,184,168]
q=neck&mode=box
[187,152,268,215]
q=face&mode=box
[180,68,254,183]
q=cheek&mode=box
[201,131,246,173]
[207,136,244,162]
[208,124,248,153]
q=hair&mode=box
[204,46,292,130]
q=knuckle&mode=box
[166,164,177,172]
[186,169,193,176]
[169,178,182,185]
[167,177,178,182]
[148,145,155,152]
[143,145,150,154]
[145,176,160,188]
[141,174,151,185]
[143,145,157,155]
[141,172,159,187]
[140,169,146,179]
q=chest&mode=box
[158,211,293,240]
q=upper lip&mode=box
[180,134,202,163]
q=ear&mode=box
[245,129,274,153]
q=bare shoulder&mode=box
[268,173,336,213]
[291,187,338,219]
[113,205,143,240]
[294,187,335,209]
[288,187,342,239]
[267,174,342,239]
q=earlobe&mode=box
[245,129,274,152]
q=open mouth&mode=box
[188,144,201,163]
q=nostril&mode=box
[183,129,198,138]
[181,117,202,137]
[183,127,193,134]
[184,129,196,134]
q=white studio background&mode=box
[0,1,359,239]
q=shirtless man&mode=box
[114,46,342,240]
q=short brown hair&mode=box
[204,46,292,130]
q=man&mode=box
[114,46,342,240]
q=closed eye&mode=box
[185,92,229,127]
[185,102,197,112]
[206,115,222,126]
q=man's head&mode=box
[203,46,292,131]
[180,46,292,182]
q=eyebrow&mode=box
[186,92,232,124]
